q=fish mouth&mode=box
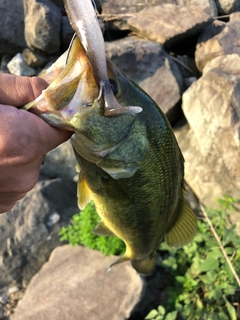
[23,37,99,131]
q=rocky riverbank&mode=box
[0,0,240,319]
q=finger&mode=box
[22,110,73,152]
[0,74,48,106]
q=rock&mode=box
[0,292,8,305]
[40,141,77,181]
[126,5,213,48]
[61,16,74,52]
[101,0,177,31]
[195,20,240,72]
[10,245,143,320]
[7,53,36,76]
[178,0,218,16]
[0,0,26,55]
[215,0,240,14]
[50,0,64,10]
[2,287,25,319]
[174,54,240,231]
[0,55,12,73]
[46,213,60,228]
[105,36,183,124]
[0,178,78,291]
[174,55,199,77]
[230,12,240,21]
[23,0,62,55]
[22,48,49,68]
[102,0,177,15]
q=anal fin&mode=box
[165,197,197,248]
[93,221,115,236]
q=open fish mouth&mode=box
[23,37,99,131]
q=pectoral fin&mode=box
[165,198,197,248]
[77,172,92,210]
[93,221,115,236]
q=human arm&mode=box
[0,74,72,213]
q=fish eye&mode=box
[109,79,118,95]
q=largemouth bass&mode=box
[23,1,197,274]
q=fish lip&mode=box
[23,37,99,125]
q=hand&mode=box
[0,74,72,213]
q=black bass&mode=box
[24,35,196,274]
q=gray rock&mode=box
[105,36,183,124]
[7,53,36,76]
[0,178,78,290]
[177,0,218,16]
[195,20,240,71]
[50,0,64,10]
[22,48,49,68]
[0,55,12,73]
[0,292,8,305]
[10,245,143,320]
[40,140,77,181]
[126,4,213,47]
[61,16,74,52]
[230,12,240,21]
[101,0,177,31]
[102,0,177,15]
[0,0,27,55]
[215,0,240,14]
[174,54,240,232]
[23,0,62,55]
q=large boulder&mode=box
[195,18,240,72]
[0,178,78,291]
[40,140,77,181]
[10,245,143,320]
[23,0,62,55]
[174,54,240,231]
[0,0,26,55]
[178,0,218,16]
[215,0,240,14]
[126,5,213,47]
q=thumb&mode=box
[0,74,48,106]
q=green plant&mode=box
[59,201,125,256]
[145,195,240,320]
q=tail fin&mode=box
[131,254,157,275]
[108,252,156,275]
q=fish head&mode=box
[23,37,99,130]
[24,37,146,168]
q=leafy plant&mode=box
[59,201,125,256]
[145,195,240,320]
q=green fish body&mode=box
[24,38,196,274]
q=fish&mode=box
[23,1,197,275]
